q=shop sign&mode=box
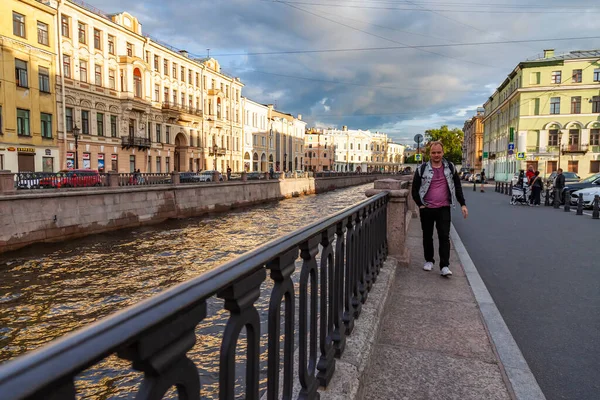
[111,154,118,161]
[17,147,36,153]
[7,147,16,151]
[66,152,74,158]
[82,153,90,160]
[45,149,51,156]
[97,154,104,160]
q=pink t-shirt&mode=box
[424,166,450,208]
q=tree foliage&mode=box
[424,125,464,164]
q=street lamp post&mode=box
[213,144,218,171]
[73,125,81,169]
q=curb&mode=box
[450,224,547,400]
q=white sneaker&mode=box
[441,267,453,276]
[423,262,433,271]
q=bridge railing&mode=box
[0,192,390,400]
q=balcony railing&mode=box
[561,144,588,154]
[121,136,151,149]
[161,101,179,110]
[0,192,390,400]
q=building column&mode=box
[539,130,549,153]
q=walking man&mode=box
[411,141,468,277]
[554,168,566,205]
[480,169,486,193]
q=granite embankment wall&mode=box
[0,174,383,254]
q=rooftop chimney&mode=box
[342,125,348,131]
[179,49,189,58]
[543,49,555,59]
[297,114,302,120]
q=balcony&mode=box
[121,136,151,150]
[209,147,227,156]
[561,144,588,154]
[161,101,179,111]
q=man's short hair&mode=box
[557,168,563,172]
[429,141,444,150]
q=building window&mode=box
[154,84,160,102]
[164,59,169,75]
[108,35,115,55]
[93,28,101,50]
[156,124,162,143]
[154,55,159,71]
[181,66,185,82]
[568,160,578,174]
[15,59,28,88]
[37,21,49,45]
[592,96,600,113]
[163,87,169,103]
[590,129,600,146]
[172,90,177,105]
[145,51,150,63]
[39,67,50,93]
[17,109,30,136]
[181,94,185,108]
[550,97,560,114]
[172,63,177,78]
[126,42,133,57]
[188,70,192,84]
[166,126,171,143]
[548,129,559,146]
[129,155,136,173]
[594,69,600,82]
[13,12,25,37]
[147,121,152,140]
[571,96,581,114]
[166,157,170,172]
[196,73,199,87]
[61,15,70,38]
[94,64,102,86]
[63,55,71,78]
[41,113,52,138]
[78,22,86,44]
[79,60,87,82]
[110,115,117,137]
[108,69,116,89]
[65,107,73,132]
[203,76,207,89]
[81,110,89,134]
[0,106,2,134]
[591,161,600,174]
[97,113,104,136]
[156,156,162,173]
[133,68,142,98]
[551,71,561,84]
[572,69,582,83]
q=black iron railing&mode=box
[118,172,172,186]
[0,192,389,399]
[14,171,107,189]
[121,136,151,149]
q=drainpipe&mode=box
[56,0,68,170]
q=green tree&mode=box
[424,125,464,164]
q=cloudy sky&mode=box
[95,0,600,145]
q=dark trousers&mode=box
[531,186,541,205]
[420,206,451,268]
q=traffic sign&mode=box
[414,134,423,144]
[508,149,514,156]
[508,143,515,151]
[415,153,422,161]
[483,152,489,159]
[517,152,526,160]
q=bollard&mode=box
[504,182,509,195]
[576,193,584,215]
[554,188,560,209]
[509,182,513,196]
[501,182,504,194]
[564,193,571,212]
[592,195,599,219]
[544,189,550,206]
[473,179,476,191]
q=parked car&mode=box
[246,172,265,180]
[562,173,600,204]
[570,186,600,208]
[462,173,472,181]
[179,172,204,183]
[459,167,470,178]
[197,170,223,182]
[546,171,580,187]
[39,170,102,188]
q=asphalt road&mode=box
[452,184,600,400]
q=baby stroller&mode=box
[510,184,529,205]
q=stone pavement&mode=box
[361,217,514,400]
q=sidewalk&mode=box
[361,218,514,400]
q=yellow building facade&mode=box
[483,49,600,180]
[463,110,484,172]
[0,0,58,172]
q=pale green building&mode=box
[483,49,600,181]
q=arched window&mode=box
[217,98,222,119]
[133,68,142,98]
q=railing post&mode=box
[107,171,119,188]
[576,193,584,215]
[171,171,180,185]
[593,195,599,219]
[0,171,16,194]
[554,188,560,209]
[316,227,336,387]
[366,179,410,267]
[217,269,266,400]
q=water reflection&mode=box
[0,184,373,398]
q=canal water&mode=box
[0,183,374,399]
